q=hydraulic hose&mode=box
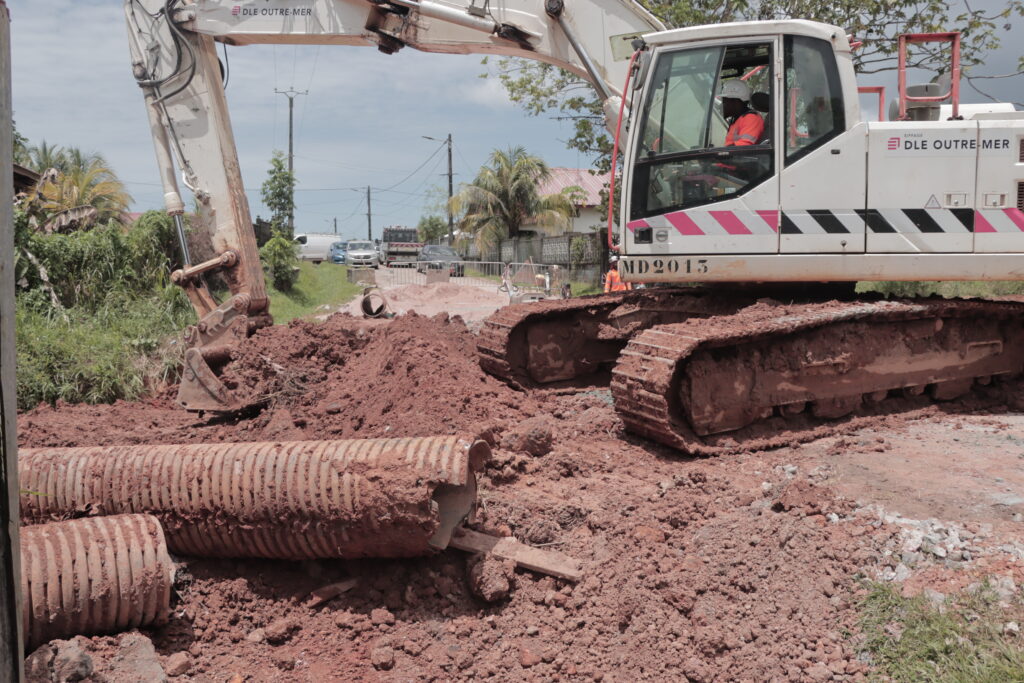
[606,49,643,253]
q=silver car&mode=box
[344,240,378,269]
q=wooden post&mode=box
[0,0,25,674]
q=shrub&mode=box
[260,232,300,291]
[15,287,192,409]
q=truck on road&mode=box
[380,226,423,267]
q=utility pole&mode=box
[333,217,337,234]
[366,185,372,240]
[274,88,307,234]
[445,133,453,241]
[423,134,454,241]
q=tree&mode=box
[449,146,575,251]
[259,232,300,291]
[12,120,30,167]
[261,150,296,239]
[487,0,1024,169]
[26,141,71,174]
[21,152,132,233]
[417,215,448,243]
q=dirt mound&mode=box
[17,312,534,447]
[272,311,536,440]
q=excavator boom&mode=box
[124,0,663,410]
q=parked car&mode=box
[345,240,378,268]
[416,245,465,277]
[330,241,347,264]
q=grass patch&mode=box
[859,581,1024,682]
[567,280,603,297]
[266,261,363,323]
[856,281,1024,299]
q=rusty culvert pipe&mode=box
[20,436,489,560]
[21,514,174,650]
[360,286,389,318]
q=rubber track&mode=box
[477,292,641,387]
[611,298,1024,456]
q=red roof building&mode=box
[535,167,610,234]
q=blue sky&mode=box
[10,1,1021,243]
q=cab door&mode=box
[778,35,866,254]
[624,38,781,256]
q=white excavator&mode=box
[126,0,1024,454]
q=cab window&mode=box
[630,42,774,221]
[783,35,844,163]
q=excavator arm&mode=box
[124,0,664,411]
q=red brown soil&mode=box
[16,309,1024,681]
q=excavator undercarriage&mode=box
[479,292,1024,455]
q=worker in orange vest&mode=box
[720,80,764,146]
[604,256,632,293]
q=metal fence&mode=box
[348,261,508,291]
[464,232,605,279]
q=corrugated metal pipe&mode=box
[20,436,489,560]
[21,514,174,650]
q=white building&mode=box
[536,167,610,234]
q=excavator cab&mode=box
[623,23,858,259]
[630,40,775,217]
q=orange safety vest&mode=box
[725,111,764,146]
[604,268,632,292]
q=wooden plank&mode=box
[449,528,582,582]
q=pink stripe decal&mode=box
[974,211,996,233]
[626,219,649,232]
[710,211,752,235]
[665,211,705,236]
[1005,208,1024,232]
[756,210,779,233]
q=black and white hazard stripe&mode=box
[780,209,975,234]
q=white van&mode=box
[293,233,340,263]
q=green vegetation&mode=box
[20,142,132,233]
[450,146,575,251]
[566,280,602,297]
[859,582,1024,682]
[260,232,300,291]
[16,290,192,409]
[266,261,363,324]
[261,150,296,238]
[417,214,448,242]
[13,209,193,409]
[857,281,1024,299]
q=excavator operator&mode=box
[720,80,764,146]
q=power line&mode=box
[379,141,446,191]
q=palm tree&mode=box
[23,153,132,233]
[26,140,67,174]
[450,146,574,251]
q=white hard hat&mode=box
[609,255,619,263]
[719,79,751,102]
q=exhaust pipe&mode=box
[20,436,489,560]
